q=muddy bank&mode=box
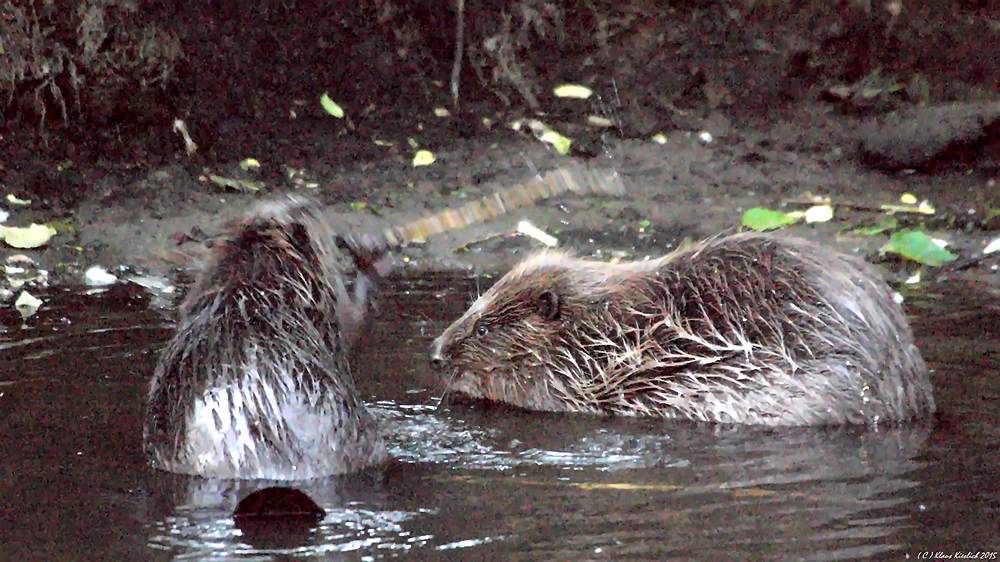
[3,0,1000,299]
[3,121,1000,300]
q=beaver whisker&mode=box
[430,366,461,404]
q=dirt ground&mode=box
[2,0,1000,298]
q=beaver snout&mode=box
[429,336,448,369]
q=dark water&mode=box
[1,276,998,561]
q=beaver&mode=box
[143,196,386,479]
[430,232,936,426]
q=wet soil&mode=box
[2,0,1000,295]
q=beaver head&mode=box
[430,250,667,414]
[185,196,370,348]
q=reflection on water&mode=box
[144,472,431,559]
[0,276,997,561]
[139,402,935,561]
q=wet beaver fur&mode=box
[144,196,386,479]
[430,233,935,426]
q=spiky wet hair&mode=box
[433,233,935,425]
[144,196,384,479]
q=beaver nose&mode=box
[429,337,447,369]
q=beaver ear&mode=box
[288,223,313,256]
[536,290,560,321]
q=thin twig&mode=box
[451,0,465,109]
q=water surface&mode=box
[0,277,997,561]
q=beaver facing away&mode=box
[430,233,935,426]
[144,196,386,479]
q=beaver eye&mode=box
[536,290,560,321]
[474,321,489,338]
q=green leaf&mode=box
[803,204,834,223]
[553,84,593,99]
[0,223,57,248]
[740,208,799,231]
[412,150,436,167]
[880,230,957,266]
[320,92,344,118]
[538,130,572,155]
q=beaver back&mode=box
[432,233,934,426]
[144,197,385,479]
